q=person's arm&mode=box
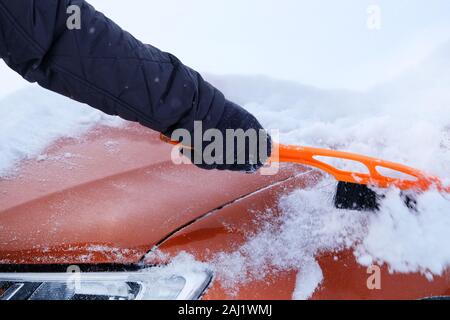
[0,0,270,172]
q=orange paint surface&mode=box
[1,124,449,299]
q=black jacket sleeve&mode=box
[0,0,225,135]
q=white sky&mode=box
[1,0,450,96]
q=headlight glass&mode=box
[0,268,212,300]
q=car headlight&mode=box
[0,268,212,300]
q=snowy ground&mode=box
[1,17,450,300]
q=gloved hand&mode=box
[181,101,272,173]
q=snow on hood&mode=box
[205,42,450,298]
[0,86,123,177]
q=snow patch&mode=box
[356,189,450,276]
[148,251,211,277]
[293,259,324,300]
[0,87,124,177]
[179,180,450,299]
[208,181,366,298]
[188,45,450,298]
[202,43,450,297]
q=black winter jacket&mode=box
[0,0,225,135]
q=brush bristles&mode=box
[334,182,381,211]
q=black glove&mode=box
[181,101,272,173]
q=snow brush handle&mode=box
[272,143,450,193]
[160,134,449,193]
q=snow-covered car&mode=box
[1,121,449,301]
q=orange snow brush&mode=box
[271,143,449,193]
[270,143,450,211]
[161,134,449,211]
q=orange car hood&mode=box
[0,124,298,265]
